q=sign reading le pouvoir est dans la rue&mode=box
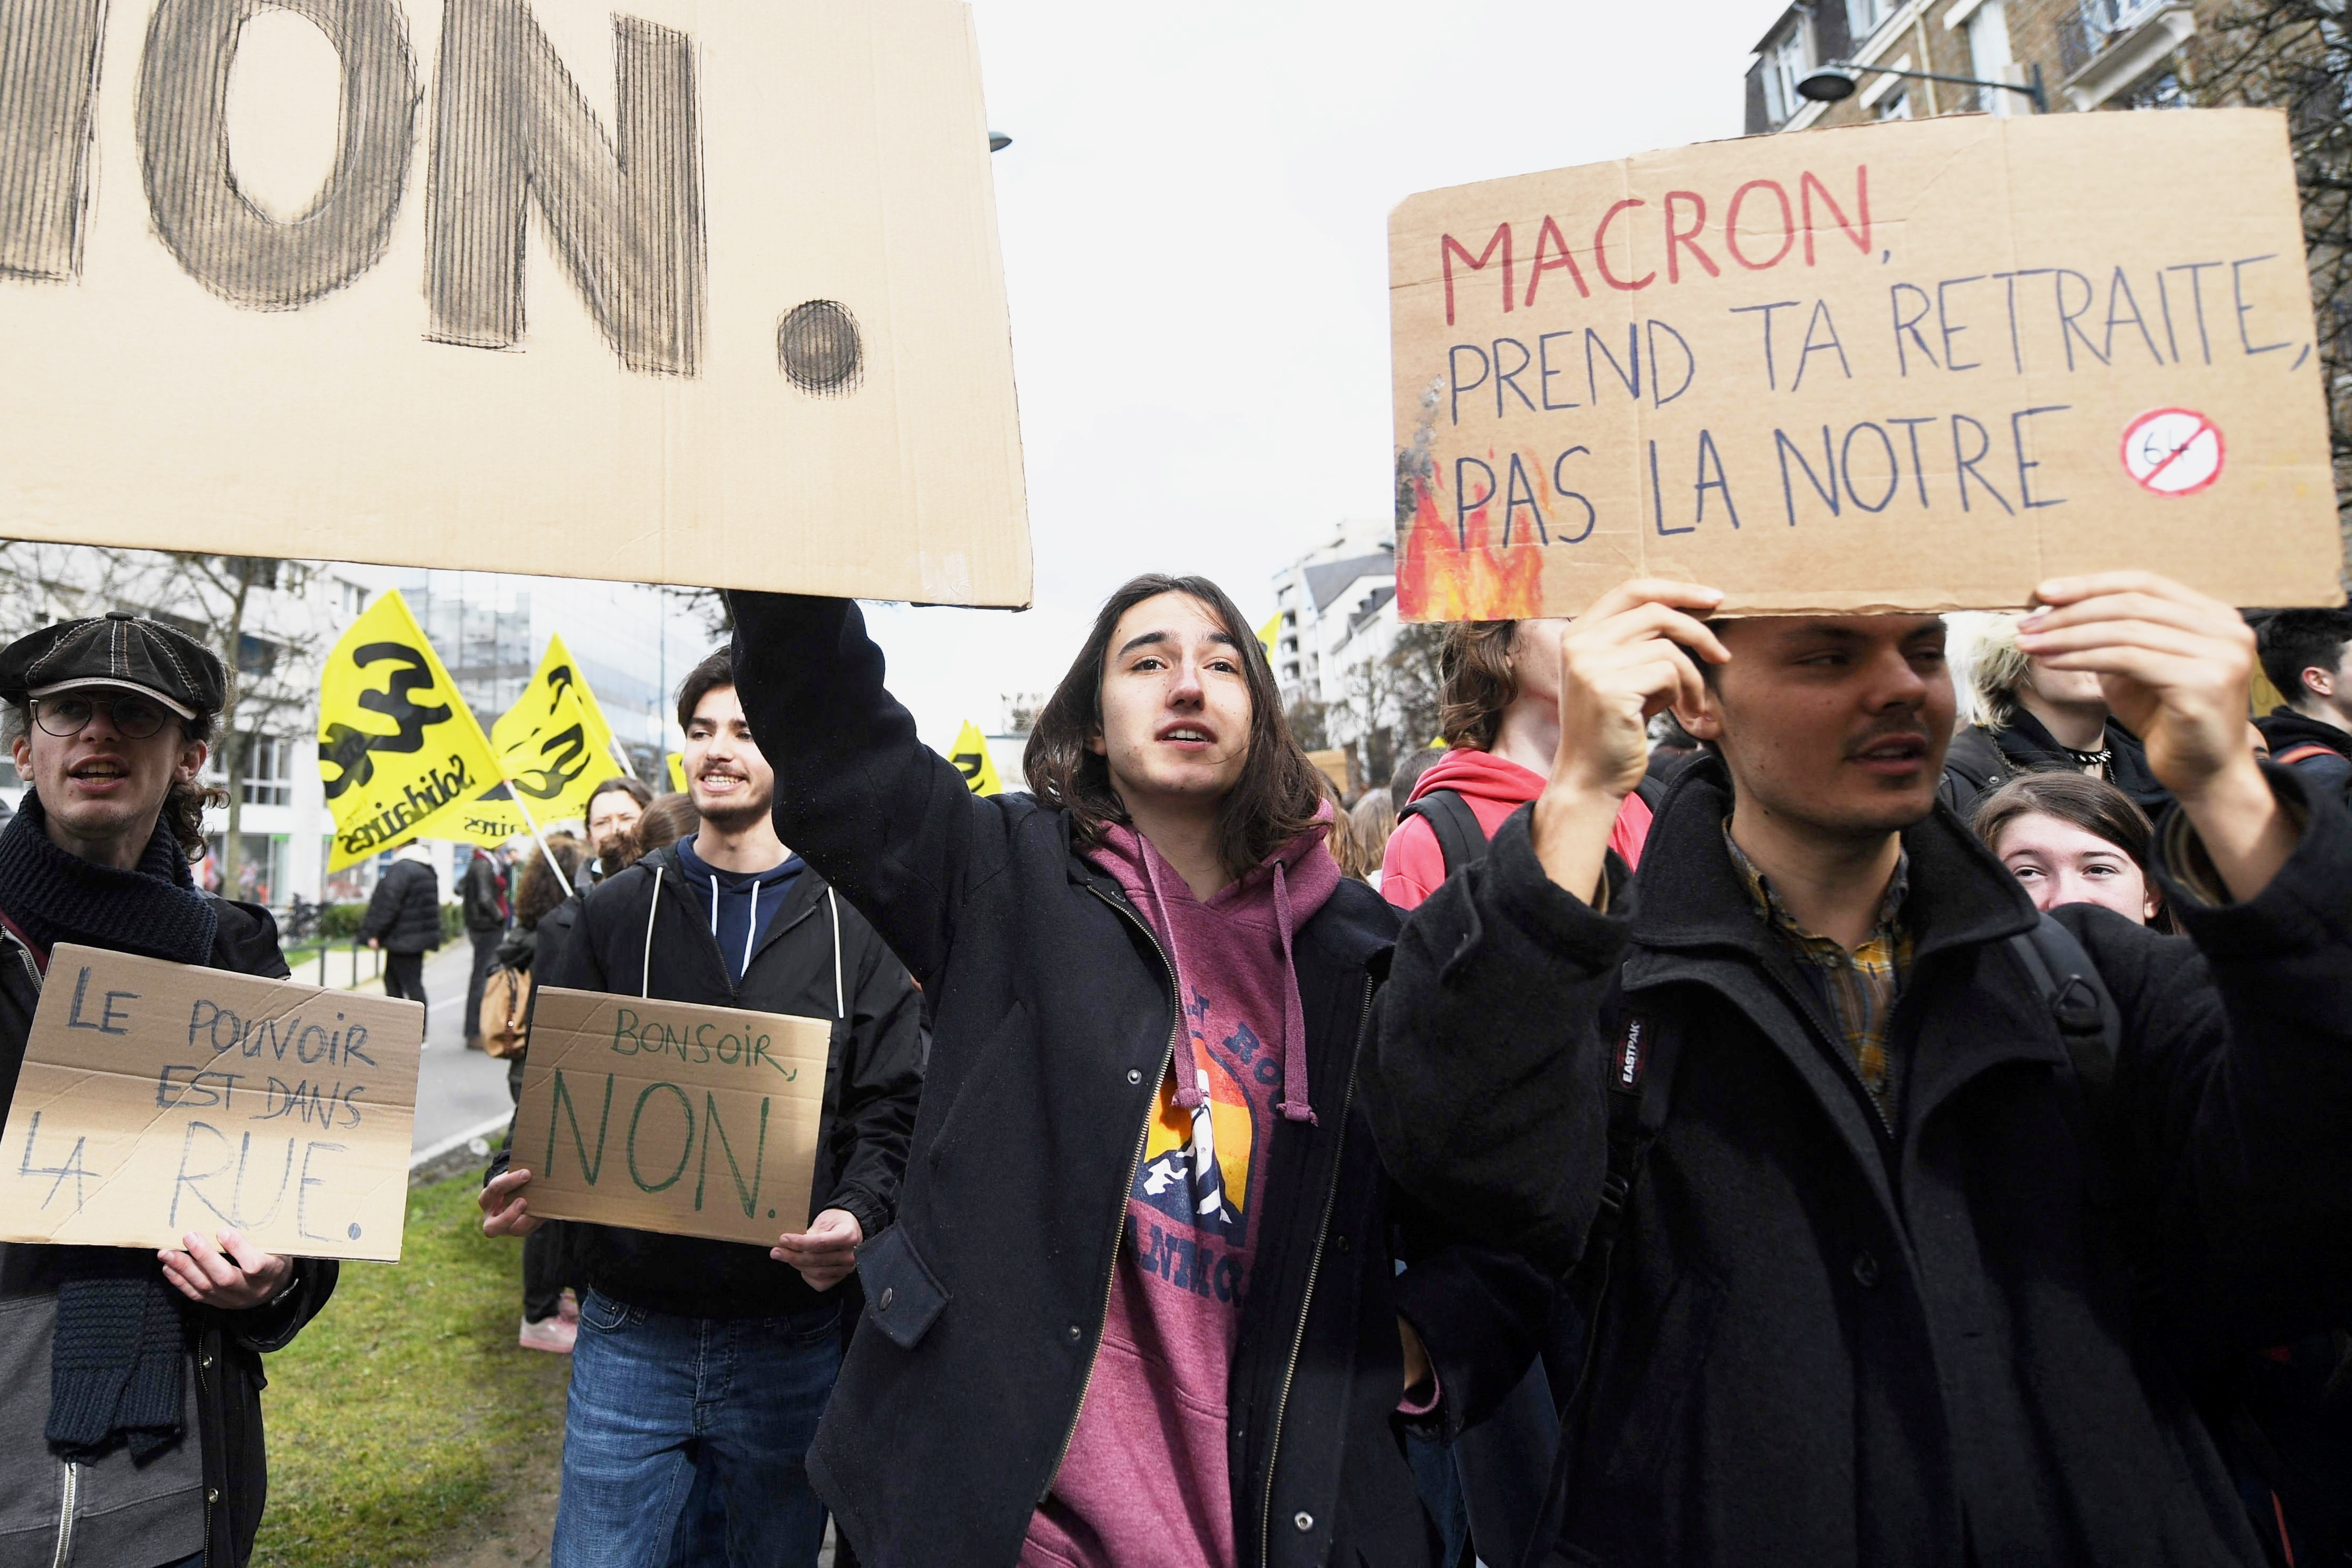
[1391,108,2342,620]
[0,0,1028,607]
[508,986,830,1246]
[0,946,422,1262]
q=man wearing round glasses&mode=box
[0,612,336,1568]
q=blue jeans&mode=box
[550,1288,842,1568]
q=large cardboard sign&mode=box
[508,986,829,1245]
[0,0,1029,607]
[0,947,422,1262]
[1391,109,2341,619]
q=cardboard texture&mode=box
[0,947,423,1262]
[0,0,1029,606]
[508,986,829,1246]
[1391,109,2342,620]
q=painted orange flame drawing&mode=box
[1395,450,1545,622]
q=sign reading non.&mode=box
[508,986,829,1246]
[0,947,422,1262]
[1390,109,2341,619]
[0,0,1029,607]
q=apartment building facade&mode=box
[1747,0,2207,136]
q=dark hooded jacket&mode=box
[526,843,924,1319]
[2254,706,2352,792]
[1368,756,2352,1566]
[723,591,1553,1568]
[1942,709,2169,816]
[0,903,337,1568]
[358,857,442,954]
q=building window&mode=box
[2112,66,2188,109]
[240,735,294,808]
[1846,0,1892,46]
[1876,86,1912,119]
[1762,23,1809,126]
[1961,0,2016,117]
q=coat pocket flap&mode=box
[860,1225,948,1350]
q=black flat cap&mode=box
[0,612,227,720]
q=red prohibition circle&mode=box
[2118,407,2225,497]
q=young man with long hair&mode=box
[1370,572,2352,1565]
[0,615,336,1568]
[723,581,1545,1567]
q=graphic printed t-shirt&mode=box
[1021,823,1340,1568]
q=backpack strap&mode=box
[2008,914,2120,1099]
[1397,788,1488,878]
[1531,987,1684,1548]
[1632,774,1668,814]
[2271,742,2336,768]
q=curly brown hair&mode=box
[1022,574,1325,878]
[1437,621,1519,751]
[514,834,587,930]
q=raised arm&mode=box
[727,592,1002,983]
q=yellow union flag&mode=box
[470,636,625,835]
[317,591,504,871]
[948,721,1002,795]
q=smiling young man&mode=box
[0,614,336,1568]
[1368,572,2352,1565]
[479,650,922,1568]
[719,578,1549,1568]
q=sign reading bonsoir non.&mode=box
[1391,109,2340,619]
[0,947,422,1262]
[508,986,829,1246]
[0,0,1028,607]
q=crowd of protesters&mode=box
[0,570,2347,1568]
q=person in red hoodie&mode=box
[1378,615,1655,1568]
[1382,618,1652,910]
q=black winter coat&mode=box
[1368,757,2352,1566]
[459,853,506,933]
[727,592,1552,1568]
[0,900,338,1568]
[528,846,924,1319]
[359,859,441,953]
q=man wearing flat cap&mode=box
[0,613,336,1568]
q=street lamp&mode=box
[1797,58,2048,114]
[988,130,1012,152]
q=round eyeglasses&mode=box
[32,694,172,741]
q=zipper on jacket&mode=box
[50,1460,77,1568]
[1039,885,1182,1503]
[1256,975,1372,1567]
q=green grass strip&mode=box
[250,1175,571,1568]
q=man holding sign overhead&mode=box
[482,649,923,1568]
[0,615,335,1568]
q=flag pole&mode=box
[501,786,574,900]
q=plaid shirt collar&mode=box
[1722,819,1913,1128]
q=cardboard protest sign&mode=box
[1391,109,2342,620]
[508,987,829,1246]
[0,0,1029,607]
[317,589,510,869]
[0,947,422,1262]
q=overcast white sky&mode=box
[867,0,1785,753]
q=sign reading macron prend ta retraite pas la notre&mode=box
[0,0,1028,607]
[1391,109,2342,621]
[0,947,422,1262]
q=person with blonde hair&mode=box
[1942,612,2169,814]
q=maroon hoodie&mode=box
[1020,818,1341,1568]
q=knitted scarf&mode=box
[0,790,217,964]
[0,791,215,1460]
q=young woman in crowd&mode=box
[1945,612,2170,812]
[1379,619,1652,907]
[1971,771,2176,932]
[723,580,1546,1567]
